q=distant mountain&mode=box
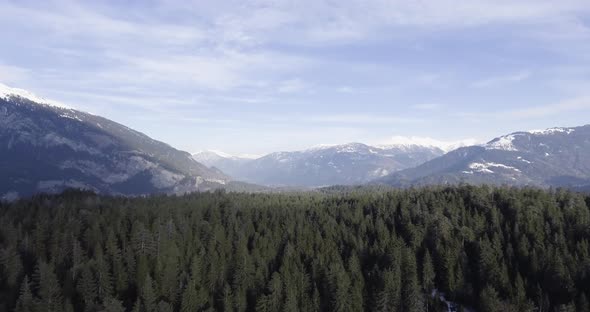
[378,125,590,189]
[192,150,255,176]
[0,83,233,200]
[195,142,451,187]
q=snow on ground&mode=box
[485,134,519,151]
[517,156,532,164]
[465,162,521,174]
[1,191,19,202]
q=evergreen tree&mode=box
[100,297,125,312]
[222,284,233,312]
[577,293,589,312]
[0,186,589,312]
[78,265,98,309]
[375,266,401,312]
[480,285,502,312]
[33,261,62,312]
[401,248,424,312]
[180,277,200,312]
[15,276,34,312]
[140,275,157,312]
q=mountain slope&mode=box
[378,125,590,188]
[0,83,230,200]
[196,142,448,187]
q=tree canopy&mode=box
[0,185,589,311]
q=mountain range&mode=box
[2,82,590,198]
[378,126,590,190]
[0,83,237,200]
[193,142,454,187]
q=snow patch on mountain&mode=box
[59,112,83,122]
[517,156,532,164]
[1,192,19,202]
[371,168,390,177]
[485,134,519,151]
[466,162,521,174]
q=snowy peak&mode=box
[0,82,70,109]
[193,150,233,161]
[306,142,372,153]
[193,150,260,161]
[192,150,259,170]
[527,127,575,135]
[377,136,479,153]
[485,126,579,152]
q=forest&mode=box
[0,185,589,312]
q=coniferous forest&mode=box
[1,186,590,312]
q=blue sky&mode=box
[1,0,590,155]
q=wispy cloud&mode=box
[412,103,442,111]
[304,114,423,124]
[1,0,590,154]
[277,78,307,94]
[471,71,531,88]
[457,96,590,121]
[0,64,31,84]
[506,96,590,118]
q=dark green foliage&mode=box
[0,185,589,311]
[14,276,34,312]
[100,297,125,312]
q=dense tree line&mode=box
[0,185,589,311]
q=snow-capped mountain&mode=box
[0,83,232,200]
[192,150,257,166]
[378,125,590,189]
[192,150,255,178]
[377,136,479,153]
[196,142,449,187]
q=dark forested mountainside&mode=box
[0,88,230,200]
[1,186,590,312]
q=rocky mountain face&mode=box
[378,126,590,189]
[0,83,231,200]
[194,142,447,187]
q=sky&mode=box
[1,0,590,156]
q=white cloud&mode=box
[304,114,423,124]
[457,95,590,120]
[506,96,590,118]
[471,71,531,88]
[412,103,441,110]
[2,0,590,155]
[277,79,307,93]
[336,86,356,93]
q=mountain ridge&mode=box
[194,141,448,187]
[0,83,234,200]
